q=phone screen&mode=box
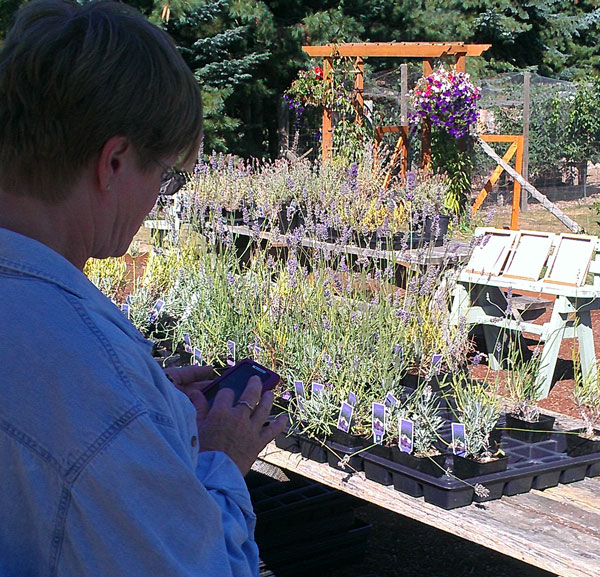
[205,362,276,404]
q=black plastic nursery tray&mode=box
[280,414,600,510]
[363,435,600,510]
[247,471,370,577]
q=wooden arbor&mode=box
[301,42,491,164]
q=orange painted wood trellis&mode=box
[472,135,524,230]
[301,42,490,163]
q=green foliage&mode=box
[295,387,340,440]
[392,385,445,457]
[0,0,25,39]
[550,76,600,165]
[444,372,501,459]
[431,131,474,218]
[485,78,572,181]
[502,337,544,422]
[572,352,600,439]
[5,0,600,159]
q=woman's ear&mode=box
[96,136,131,194]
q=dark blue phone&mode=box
[203,359,280,405]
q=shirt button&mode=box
[191,436,197,447]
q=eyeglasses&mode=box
[158,161,188,196]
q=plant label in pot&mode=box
[336,401,354,435]
[451,423,467,457]
[372,403,385,445]
[399,418,414,454]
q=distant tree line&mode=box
[3,0,600,159]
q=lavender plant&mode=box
[572,354,600,439]
[503,339,545,423]
[84,256,127,302]
[445,373,501,461]
[403,386,445,457]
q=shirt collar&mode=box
[0,227,150,346]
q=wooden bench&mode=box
[449,227,600,398]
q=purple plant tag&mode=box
[451,423,467,457]
[183,333,192,354]
[121,303,130,320]
[311,382,324,396]
[193,348,202,366]
[399,419,414,454]
[384,392,398,408]
[251,342,262,359]
[337,401,354,433]
[348,391,357,406]
[226,340,236,366]
[294,380,305,409]
[431,353,443,375]
[393,344,403,360]
[372,403,386,445]
[148,298,165,324]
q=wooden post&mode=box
[455,52,466,73]
[421,58,434,168]
[400,63,408,126]
[278,96,289,157]
[353,56,364,125]
[522,71,530,211]
[321,57,333,161]
[511,135,524,229]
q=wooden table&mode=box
[227,224,472,268]
[257,410,600,577]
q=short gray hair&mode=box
[0,0,203,201]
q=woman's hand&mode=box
[163,365,216,396]
[189,376,288,476]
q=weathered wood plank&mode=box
[258,442,600,577]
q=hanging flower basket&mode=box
[410,66,481,139]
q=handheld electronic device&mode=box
[203,358,280,406]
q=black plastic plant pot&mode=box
[274,431,300,454]
[222,208,245,225]
[565,429,600,457]
[505,413,556,443]
[423,484,474,510]
[368,233,406,251]
[328,428,364,448]
[559,464,588,484]
[424,214,450,245]
[452,453,509,480]
[325,430,365,472]
[365,442,394,461]
[391,448,446,478]
[363,459,393,486]
[299,437,328,463]
[277,204,304,234]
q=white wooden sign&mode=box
[543,234,596,287]
[464,229,517,276]
[502,231,553,282]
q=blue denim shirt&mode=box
[0,228,259,577]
